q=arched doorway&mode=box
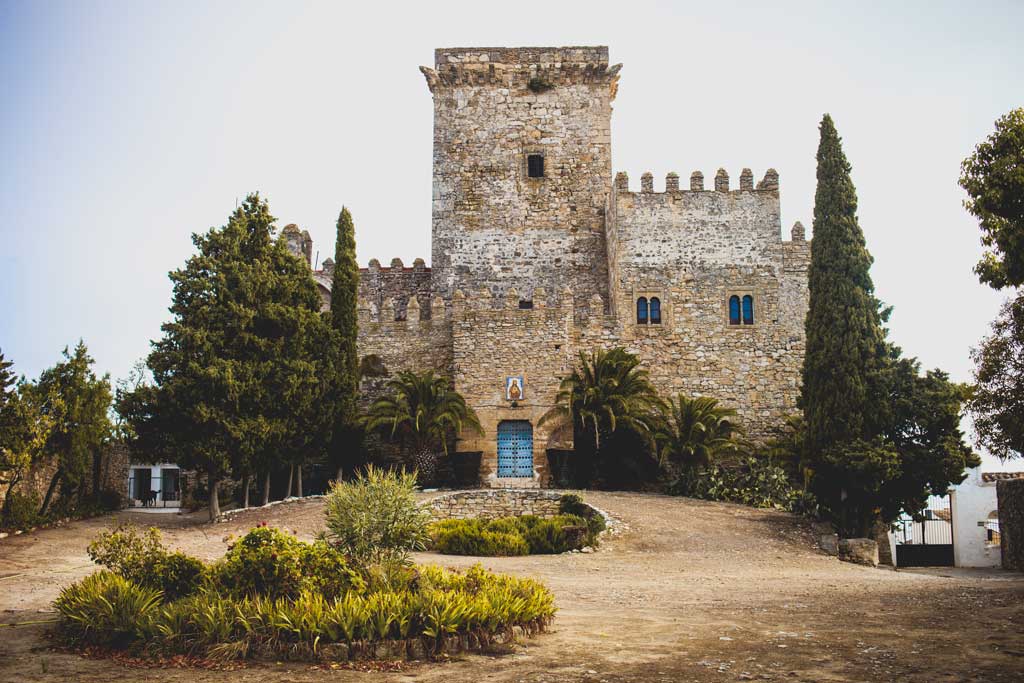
[497,420,533,478]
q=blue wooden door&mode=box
[497,421,533,477]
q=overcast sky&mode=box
[1,1,1021,468]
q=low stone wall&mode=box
[998,479,1024,571]
[426,489,565,520]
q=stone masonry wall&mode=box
[998,479,1024,571]
[1,442,129,522]
[450,289,576,485]
[426,489,566,520]
[358,259,434,321]
[423,47,619,310]
[357,295,453,391]
[605,171,810,440]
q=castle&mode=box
[284,46,810,487]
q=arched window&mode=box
[649,297,661,324]
[636,297,649,324]
[729,295,741,325]
[742,295,754,325]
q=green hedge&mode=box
[429,513,594,556]
[57,526,556,661]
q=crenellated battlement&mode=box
[421,46,621,98]
[614,168,779,195]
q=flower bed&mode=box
[54,525,556,661]
[429,495,608,556]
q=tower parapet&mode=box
[425,46,615,309]
[421,47,621,96]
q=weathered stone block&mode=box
[319,642,349,661]
[838,538,879,567]
[819,533,839,556]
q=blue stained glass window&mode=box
[729,295,741,325]
[637,297,648,324]
[742,295,754,325]
[650,297,661,324]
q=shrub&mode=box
[432,521,530,556]
[87,523,205,600]
[559,494,607,544]
[54,571,163,646]
[671,456,806,511]
[521,517,577,554]
[0,490,41,530]
[54,561,557,659]
[208,526,366,600]
[323,466,430,567]
[154,552,206,600]
[210,526,305,599]
[299,540,367,598]
[429,514,590,556]
[87,524,167,585]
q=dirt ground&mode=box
[2,492,1023,682]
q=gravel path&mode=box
[2,491,1023,682]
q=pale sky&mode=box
[2,1,1022,469]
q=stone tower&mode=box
[420,47,621,307]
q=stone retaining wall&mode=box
[426,489,567,520]
[998,479,1024,571]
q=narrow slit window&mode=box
[527,154,545,178]
[649,297,661,324]
[729,295,741,325]
[518,299,533,310]
[636,297,649,324]
[742,295,754,325]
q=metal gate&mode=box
[497,421,533,478]
[894,517,954,567]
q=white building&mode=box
[949,467,1022,568]
[127,463,183,511]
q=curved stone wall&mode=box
[425,489,607,524]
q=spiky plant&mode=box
[362,370,482,483]
[540,347,664,485]
[656,394,747,472]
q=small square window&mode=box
[527,154,545,178]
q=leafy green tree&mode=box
[799,116,977,537]
[877,358,979,522]
[362,369,482,484]
[541,347,664,486]
[969,293,1024,460]
[0,351,52,517]
[33,342,113,516]
[656,395,746,474]
[120,194,338,519]
[800,114,888,455]
[959,108,1024,289]
[328,206,362,482]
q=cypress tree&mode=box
[800,114,886,455]
[329,207,361,481]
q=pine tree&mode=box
[328,207,362,481]
[34,342,113,516]
[121,194,336,520]
[801,114,887,454]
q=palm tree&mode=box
[656,394,746,475]
[540,348,664,486]
[362,370,482,484]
